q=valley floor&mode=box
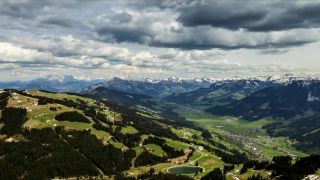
[176,105,307,161]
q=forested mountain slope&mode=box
[0,89,245,179]
[165,80,276,106]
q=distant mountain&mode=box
[0,75,102,93]
[254,73,320,84]
[83,74,320,99]
[2,74,320,96]
[207,80,320,121]
[85,86,155,107]
[82,77,216,98]
[165,80,276,106]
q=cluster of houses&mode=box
[189,143,204,151]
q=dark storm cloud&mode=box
[254,3,320,31]
[177,1,320,31]
[123,0,193,10]
[0,0,320,51]
[0,0,45,18]
[94,15,318,50]
[89,1,320,50]
[92,10,156,44]
[96,27,149,44]
[0,0,81,18]
[40,17,78,29]
[178,2,265,30]
[150,38,315,50]
[259,48,290,55]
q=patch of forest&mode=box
[55,111,91,123]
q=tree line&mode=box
[0,107,28,135]
[202,155,320,180]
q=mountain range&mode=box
[2,75,320,179]
[1,74,320,96]
[207,80,320,120]
[165,79,276,106]
[83,77,216,98]
[0,75,102,93]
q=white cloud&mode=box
[0,42,50,62]
[0,63,18,70]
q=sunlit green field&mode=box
[121,126,139,134]
[28,90,96,106]
[164,138,190,150]
[144,144,166,157]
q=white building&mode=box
[197,146,204,151]
[308,92,319,102]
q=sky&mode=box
[0,0,319,81]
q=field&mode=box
[144,144,166,157]
[121,126,139,134]
[27,90,97,106]
[164,138,190,150]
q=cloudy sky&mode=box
[0,0,319,81]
